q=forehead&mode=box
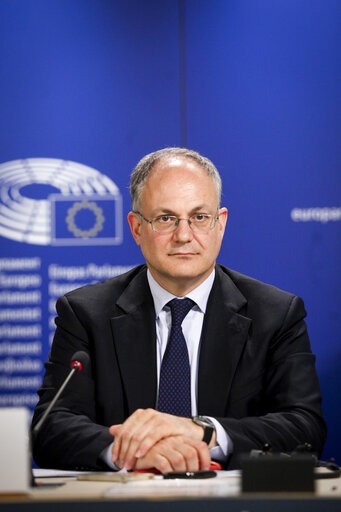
[147,156,212,187]
[150,155,204,174]
[141,156,217,212]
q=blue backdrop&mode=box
[0,0,340,463]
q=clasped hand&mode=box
[109,408,211,473]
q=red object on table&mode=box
[134,461,222,474]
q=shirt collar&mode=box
[147,268,215,317]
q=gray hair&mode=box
[130,147,222,211]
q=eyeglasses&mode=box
[134,211,220,233]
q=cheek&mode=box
[196,232,216,250]
[206,234,222,255]
[140,235,168,257]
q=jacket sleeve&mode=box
[31,295,113,470]
[216,295,327,469]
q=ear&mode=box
[218,207,228,236]
[127,211,142,246]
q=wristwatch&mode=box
[192,416,215,445]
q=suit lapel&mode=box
[110,268,157,415]
[198,266,251,416]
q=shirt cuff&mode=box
[206,416,233,461]
[99,442,120,470]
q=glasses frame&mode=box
[133,210,220,233]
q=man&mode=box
[32,148,326,472]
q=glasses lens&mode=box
[152,215,177,232]
[151,214,217,232]
[190,214,215,231]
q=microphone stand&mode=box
[30,354,87,487]
[31,365,79,446]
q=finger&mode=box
[154,455,173,474]
[134,429,163,458]
[109,425,122,464]
[121,426,165,469]
[111,430,124,463]
[118,411,170,466]
[114,409,157,466]
[121,455,137,471]
[164,437,201,472]
[168,448,187,472]
[135,452,173,474]
[146,436,198,473]
[110,441,126,470]
[119,430,146,470]
[109,424,121,436]
[195,441,211,471]
[133,412,182,458]
[178,442,200,472]
[154,440,188,472]
[111,409,146,461]
[162,437,210,472]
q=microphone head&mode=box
[70,351,89,373]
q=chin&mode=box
[168,266,208,280]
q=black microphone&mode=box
[31,351,89,444]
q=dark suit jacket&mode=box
[32,264,326,469]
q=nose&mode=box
[172,218,194,243]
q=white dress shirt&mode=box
[101,269,232,469]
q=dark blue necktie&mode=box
[157,298,195,417]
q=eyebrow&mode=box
[151,205,212,217]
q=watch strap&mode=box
[192,416,215,445]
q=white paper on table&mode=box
[104,471,241,498]
[33,468,94,478]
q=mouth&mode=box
[169,252,197,257]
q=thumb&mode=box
[109,424,122,436]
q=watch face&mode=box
[194,416,213,428]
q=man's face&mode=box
[128,156,227,295]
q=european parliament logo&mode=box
[0,158,122,246]
[51,195,121,246]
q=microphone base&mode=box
[241,454,315,493]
